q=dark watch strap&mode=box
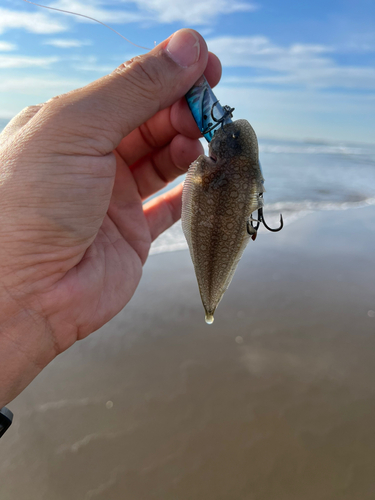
[0,407,13,438]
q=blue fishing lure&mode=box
[185,75,234,143]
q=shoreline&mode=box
[1,205,375,500]
[150,196,375,256]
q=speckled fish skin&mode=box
[182,119,265,324]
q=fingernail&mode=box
[166,29,201,68]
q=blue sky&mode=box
[0,0,374,143]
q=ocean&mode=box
[150,136,375,254]
[2,117,374,256]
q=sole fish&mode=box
[182,119,264,324]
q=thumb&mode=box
[34,29,208,154]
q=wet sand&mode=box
[1,206,375,500]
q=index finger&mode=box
[115,51,222,166]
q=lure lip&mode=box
[185,75,234,143]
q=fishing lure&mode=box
[184,76,283,324]
[21,0,283,324]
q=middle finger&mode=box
[115,51,222,166]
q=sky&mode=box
[0,0,374,143]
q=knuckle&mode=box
[45,87,80,107]
[114,55,165,100]
[22,104,44,116]
[11,104,43,126]
[46,94,62,104]
[0,105,44,145]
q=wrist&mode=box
[0,290,56,406]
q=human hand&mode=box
[0,29,221,406]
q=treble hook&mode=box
[258,207,283,232]
[202,101,235,136]
[247,206,283,238]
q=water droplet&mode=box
[205,314,214,325]
[235,336,244,344]
[106,401,114,409]
[368,310,375,318]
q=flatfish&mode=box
[182,119,264,324]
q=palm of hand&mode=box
[0,102,201,355]
[52,155,150,350]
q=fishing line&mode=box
[21,0,151,50]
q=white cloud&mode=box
[70,52,139,71]
[252,67,375,91]
[344,33,375,53]
[0,76,87,93]
[72,63,115,72]
[208,36,375,90]
[0,0,258,43]
[0,75,91,122]
[0,7,67,34]
[0,110,17,120]
[44,38,92,48]
[207,36,334,70]
[125,0,257,24]
[0,55,59,68]
[0,41,17,51]
[48,0,145,23]
[49,0,256,25]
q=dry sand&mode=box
[1,206,375,500]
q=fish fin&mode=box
[215,228,251,304]
[182,158,199,268]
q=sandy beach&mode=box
[1,205,375,500]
